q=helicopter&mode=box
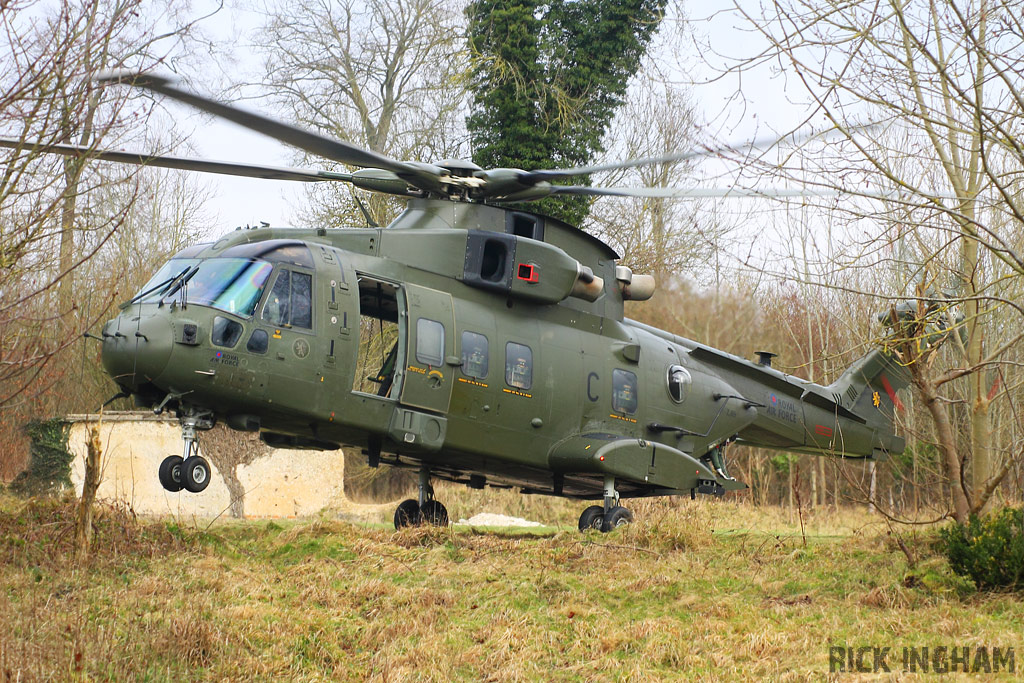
[2,72,918,532]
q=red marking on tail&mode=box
[880,374,904,412]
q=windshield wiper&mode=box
[124,267,191,308]
[159,265,200,307]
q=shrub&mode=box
[937,507,1024,591]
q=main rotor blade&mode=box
[552,185,856,198]
[0,137,352,182]
[518,129,850,184]
[95,71,444,188]
[545,185,851,199]
[543,184,949,201]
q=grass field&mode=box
[1,487,1021,681]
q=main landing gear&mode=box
[702,439,736,482]
[394,466,449,529]
[578,475,633,533]
[158,414,212,494]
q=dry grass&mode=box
[1,492,1020,681]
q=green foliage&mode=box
[10,419,72,496]
[770,453,793,474]
[466,0,667,226]
[938,507,1024,591]
[891,442,939,478]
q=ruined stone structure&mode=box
[67,413,346,518]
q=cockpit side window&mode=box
[262,268,313,329]
[263,270,291,325]
[291,272,312,328]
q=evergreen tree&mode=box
[467,0,667,226]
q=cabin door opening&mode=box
[351,276,404,399]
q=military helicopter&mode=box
[2,73,915,532]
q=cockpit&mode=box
[131,240,314,321]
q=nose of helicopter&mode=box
[100,313,174,389]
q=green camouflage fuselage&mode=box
[102,200,905,500]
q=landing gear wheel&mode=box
[601,506,633,532]
[420,500,449,527]
[394,499,423,529]
[578,505,605,531]
[181,455,211,493]
[158,455,184,493]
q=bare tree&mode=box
[584,3,739,286]
[1,0,219,477]
[587,83,705,278]
[708,0,1024,520]
[253,0,470,227]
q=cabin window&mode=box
[612,369,638,414]
[246,329,269,354]
[461,331,489,379]
[416,318,445,366]
[211,316,243,348]
[667,365,691,403]
[262,269,312,329]
[505,342,532,390]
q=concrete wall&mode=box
[68,414,347,518]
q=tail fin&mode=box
[827,350,908,430]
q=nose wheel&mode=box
[393,467,449,529]
[158,413,212,494]
[158,455,184,492]
[181,454,211,493]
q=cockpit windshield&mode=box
[133,257,274,317]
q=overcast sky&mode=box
[168,2,804,238]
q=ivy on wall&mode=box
[10,419,72,495]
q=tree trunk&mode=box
[57,158,81,318]
[971,389,994,511]
[818,457,826,507]
[787,458,794,519]
[74,423,103,561]
[914,368,971,523]
[810,464,817,509]
[868,461,877,514]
